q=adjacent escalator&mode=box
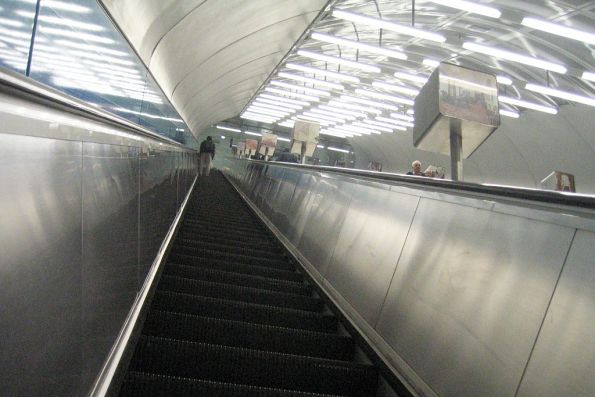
[119,171,378,396]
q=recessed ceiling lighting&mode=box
[498,96,558,114]
[525,84,595,107]
[297,50,381,73]
[428,0,501,18]
[278,72,344,90]
[286,63,361,83]
[521,17,595,45]
[311,32,407,60]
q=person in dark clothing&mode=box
[199,136,215,176]
[275,148,299,163]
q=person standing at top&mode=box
[275,147,299,163]
[407,160,427,176]
[199,136,215,176]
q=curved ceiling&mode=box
[100,0,329,136]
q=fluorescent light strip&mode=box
[355,89,415,106]
[521,17,595,45]
[317,145,325,149]
[271,80,331,96]
[250,102,297,114]
[441,75,498,93]
[265,87,320,102]
[339,124,381,135]
[462,42,567,74]
[328,147,351,154]
[0,17,24,27]
[278,122,295,128]
[341,94,400,110]
[496,75,513,85]
[321,130,354,138]
[498,96,558,114]
[39,26,114,44]
[319,105,367,118]
[310,108,354,120]
[278,72,344,90]
[295,115,337,125]
[243,111,279,120]
[277,137,291,142]
[333,10,446,43]
[394,72,429,85]
[328,100,383,115]
[372,81,419,96]
[255,97,303,110]
[428,0,501,18]
[302,111,345,123]
[353,121,393,133]
[286,63,360,83]
[311,32,407,60]
[423,58,440,68]
[525,84,595,107]
[389,114,416,126]
[297,49,381,73]
[324,127,357,136]
[241,114,276,123]
[499,109,519,118]
[216,125,241,133]
[379,114,413,123]
[244,131,262,136]
[246,107,289,118]
[407,109,415,115]
[259,93,310,107]
[363,119,400,130]
[582,71,595,82]
[113,107,183,123]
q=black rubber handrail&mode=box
[240,159,595,210]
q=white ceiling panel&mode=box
[100,0,328,137]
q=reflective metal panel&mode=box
[517,230,595,397]
[81,142,139,387]
[375,198,574,397]
[325,183,419,326]
[273,168,300,235]
[0,133,83,396]
[285,171,316,246]
[298,174,352,275]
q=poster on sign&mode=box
[259,133,278,156]
[245,139,258,155]
[293,120,319,143]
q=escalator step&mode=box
[157,275,323,312]
[120,371,344,397]
[152,290,337,333]
[143,310,355,360]
[129,336,377,396]
[163,263,311,295]
[171,246,293,270]
[168,255,303,282]
[175,238,287,258]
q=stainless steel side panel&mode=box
[0,133,83,396]
[81,142,140,387]
[325,182,420,326]
[297,173,352,276]
[375,198,574,397]
[285,171,316,246]
[517,229,595,397]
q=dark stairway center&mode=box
[119,171,378,396]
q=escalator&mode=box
[119,171,378,396]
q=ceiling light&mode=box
[582,71,595,82]
[385,116,415,127]
[525,84,595,107]
[38,26,114,44]
[38,14,104,31]
[355,89,415,106]
[277,122,295,128]
[321,130,354,138]
[423,58,441,68]
[277,137,291,142]
[333,10,446,43]
[278,72,344,90]
[462,42,567,74]
[319,105,367,118]
[35,0,91,13]
[338,124,381,135]
[342,94,400,110]
[310,108,354,120]
[498,96,558,114]
[265,87,320,101]
[372,81,419,96]
[241,114,276,124]
[303,111,345,123]
[270,80,331,96]
[244,131,262,137]
[363,119,401,130]
[246,107,288,118]
[250,102,295,114]
[286,63,360,83]
[353,121,393,132]
[521,17,595,45]
[0,17,24,28]
[496,75,513,85]
[327,147,351,153]
[326,127,361,137]
[428,0,501,18]
[217,125,241,133]
[328,100,383,115]
[317,145,325,149]
[499,109,519,118]
[407,109,415,115]
[292,116,332,126]
[297,49,381,73]
[394,72,429,85]
[259,93,310,107]
[311,32,407,60]
[220,136,226,139]
[255,97,303,110]
[54,40,129,57]
[112,107,183,123]
[380,114,414,123]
